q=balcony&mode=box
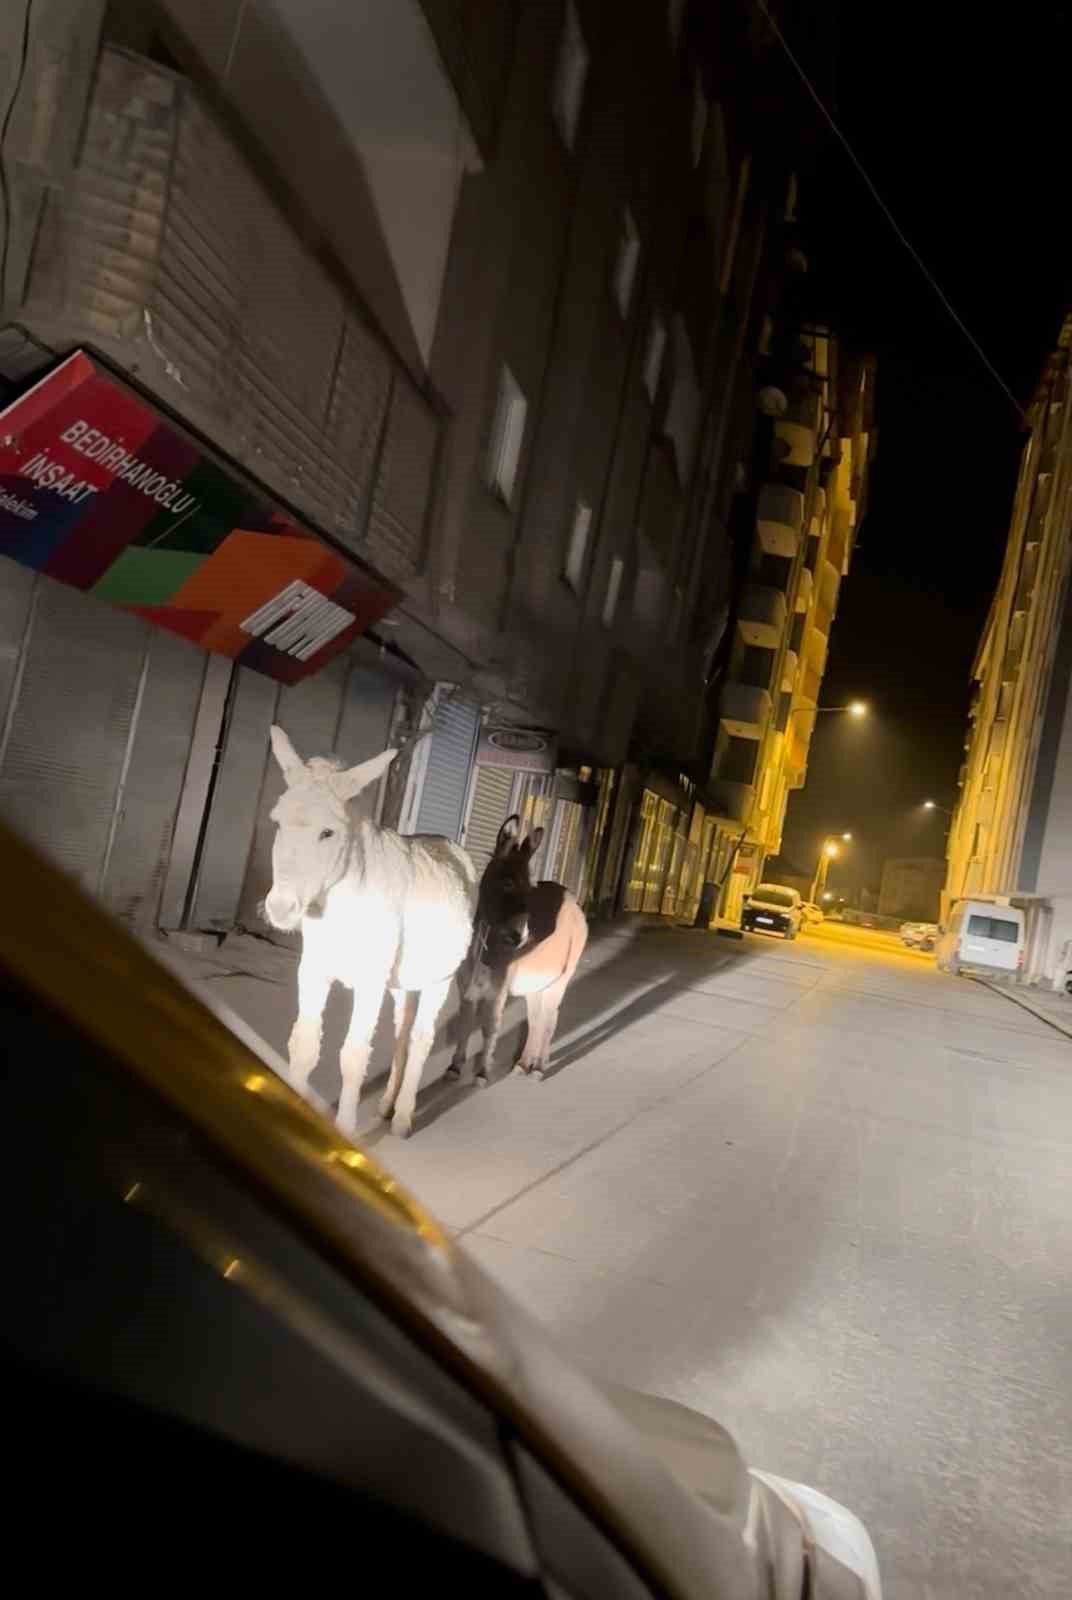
[774,389,823,468]
[756,483,805,559]
[709,780,754,825]
[794,568,813,614]
[719,682,773,739]
[826,509,850,575]
[781,649,799,692]
[800,662,822,704]
[977,788,996,825]
[990,718,1008,758]
[737,583,787,648]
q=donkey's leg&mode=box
[476,981,509,1085]
[445,960,476,1082]
[379,990,416,1121]
[530,973,571,1079]
[337,968,391,1136]
[516,993,544,1074]
[391,978,451,1138]
[287,952,332,1097]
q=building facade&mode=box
[878,857,944,923]
[944,313,1072,987]
[0,0,871,937]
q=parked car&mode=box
[1,820,881,1598]
[935,898,1025,977]
[900,921,938,951]
[742,883,803,940]
[801,901,825,926]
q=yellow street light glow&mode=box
[848,701,868,717]
[923,799,936,809]
[841,831,852,841]
[825,842,839,858]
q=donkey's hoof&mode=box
[475,1072,489,1089]
[377,1096,394,1121]
[391,1112,413,1139]
[531,1067,546,1082]
[444,1063,463,1081]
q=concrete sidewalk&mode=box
[159,918,1072,1599]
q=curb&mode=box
[972,977,1072,1042]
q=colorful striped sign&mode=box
[0,351,400,683]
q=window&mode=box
[487,366,527,505]
[668,0,686,48]
[690,72,708,167]
[642,313,667,402]
[967,914,1019,943]
[564,500,592,590]
[552,1,589,149]
[612,208,641,319]
[602,556,624,628]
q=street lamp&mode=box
[788,700,870,724]
[922,799,952,817]
[810,832,854,903]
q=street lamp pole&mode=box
[809,831,853,904]
[787,700,869,726]
[922,799,952,817]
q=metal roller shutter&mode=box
[414,697,479,839]
[0,578,149,896]
[463,766,515,879]
[188,668,279,931]
[100,629,210,927]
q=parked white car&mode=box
[935,899,1025,977]
[900,921,938,951]
[742,883,803,940]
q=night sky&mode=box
[775,1,1072,895]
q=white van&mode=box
[935,899,1025,977]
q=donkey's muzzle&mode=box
[264,891,303,932]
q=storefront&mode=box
[0,350,400,932]
[461,725,558,878]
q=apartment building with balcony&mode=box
[944,312,1072,987]
[707,290,877,920]
[0,0,868,934]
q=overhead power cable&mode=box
[752,0,1026,420]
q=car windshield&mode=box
[751,885,795,909]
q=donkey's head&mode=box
[478,814,544,957]
[263,725,397,931]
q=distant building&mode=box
[879,858,944,922]
[945,313,1072,987]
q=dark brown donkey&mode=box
[447,815,589,1084]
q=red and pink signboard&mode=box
[0,351,400,683]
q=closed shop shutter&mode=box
[100,629,210,926]
[0,570,204,924]
[414,697,479,839]
[546,799,586,895]
[463,765,515,879]
[188,668,279,931]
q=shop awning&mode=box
[0,351,400,684]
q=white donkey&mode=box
[264,726,476,1138]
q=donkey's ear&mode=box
[269,725,305,786]
[495,814,522,856]
[523,826,545,857]
[333,747,397,800]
